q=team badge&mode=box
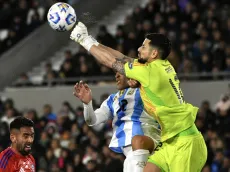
[127,89,135,95]
[128,62,133,69]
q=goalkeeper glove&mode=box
[70,22,99,51]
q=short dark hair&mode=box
[10,116,34,131]
[145,33,171,60]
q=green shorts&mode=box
[148,125,207,172]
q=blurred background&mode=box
[0,0,230,171]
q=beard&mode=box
[17,143,31,156]
[138,57,147,64]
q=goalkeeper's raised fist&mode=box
[70,22,88,43]
[70,21,99,51]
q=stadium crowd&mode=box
[0,0,75,56]
[0,0,230,171]
[0,92,230,172]
[12,0,230,87]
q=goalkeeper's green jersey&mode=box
[124,59,198,142]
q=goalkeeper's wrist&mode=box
[80,35,99,51]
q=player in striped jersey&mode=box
[0,116,35,172]
[70,22,207,172]
[73,72,161,172]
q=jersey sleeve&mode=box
[0,150,15,172]
[124,59,149,87]
[95,94,114,119]
[83,95,114,126]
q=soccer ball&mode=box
[47,2,77,32]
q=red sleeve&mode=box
[0,149,16,172]
[0,164,14,172]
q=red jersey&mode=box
[0,147,35,172]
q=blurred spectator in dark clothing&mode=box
[1,30,19,52]
[214,95,230,135]
[10,15,26,39]
[59,60,76,79]
[132,6,144,23]
[27,0,45,27]
[225,57,230,73]
[97,25,116,48]
[123,31,138,54]
[43,71,57,86]
[199,101,217,131]
[123,15,136,35]
[0,122,10,148]
[0,0,46,55]
[63,50,75,66]
[115,25,126,45]
[27,12,42,33]
[14,73,33,87]
[102,146,123,172]
[44,62,57,79]
[198,53,213,81]
[0,2,12,29]
[99,65,114,76]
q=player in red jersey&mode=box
[0,116,35,172]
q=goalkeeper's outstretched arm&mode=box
[70,22,134,75]
[90,44,133,75]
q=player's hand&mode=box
[127,79,140,88]
[70,22,88,43]
[73,81,92,104]
[70,22,99,51]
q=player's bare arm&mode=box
[98,44,134,63]
[70,22,134,74]
[89,44,133,75]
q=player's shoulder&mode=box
[0,147,15,157]
[126,59,146,69]
[132,59,146,66]
[107,92,117,101]
[0,148,16,169]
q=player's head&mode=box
[10,116,34,156]
[115,72,129,90]
[137,33,171,63]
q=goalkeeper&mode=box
[70,22,207,172]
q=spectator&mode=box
[41,104,57,122]
[15,73,33,87]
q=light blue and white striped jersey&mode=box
[100,88,161,153]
